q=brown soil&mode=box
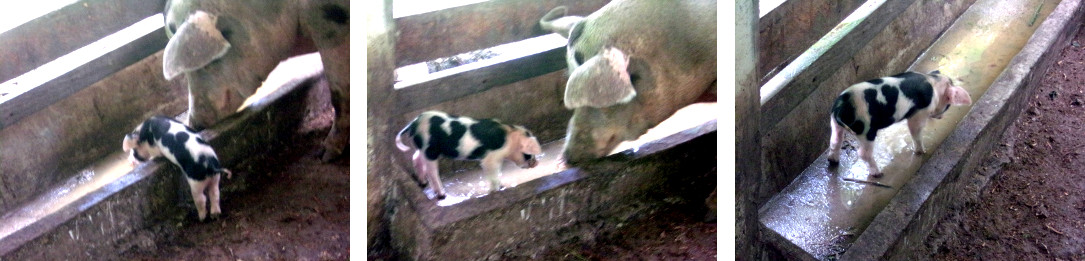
[119,83,349,260]
[536,202,718,261]
[534,168,719,261]
[931,24,1085,260]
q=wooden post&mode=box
[735,0,763,259]
[367,0,397,254]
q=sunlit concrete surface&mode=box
[425,102,718,206]
[0,0,75,35]
[759,0,1061,259]
[239,52,324,111]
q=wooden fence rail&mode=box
[0,0,167,131]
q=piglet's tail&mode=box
[219,169,233,179]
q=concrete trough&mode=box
[0,55,326,260]
[387,118,716,261]
[756,0,1085,259]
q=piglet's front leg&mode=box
[481,157,505,193]
[907,117,928,154]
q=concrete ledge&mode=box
[0,71,319,260]
[388,120,716,260]
[844,0,1085,259]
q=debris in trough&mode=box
[842,178,893,188]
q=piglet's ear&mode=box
[122,135,137,151]
[947,86,972,105]
[522,137,544,155]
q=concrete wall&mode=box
[0,52,186,213]
[759,0,976,204]
[758,0,866,84]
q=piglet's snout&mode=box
[521,154,541,168]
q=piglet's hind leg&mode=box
[425,160,446,199]
[411,151,430,187]
[187,178,211,221]
[208,174,222,220]
[827,118,845,165]
[857,138,882,178]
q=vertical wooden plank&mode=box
[736,0,764,260]
[367,0,398,255]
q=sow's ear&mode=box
[163,10,231,80]
[947,86,972,105]
[564,47,636,109]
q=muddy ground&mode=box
[929,24,1085,260]
[535,197,718,261]
[119,84,350,260]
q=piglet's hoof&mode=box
[319,147,345,163]
[827,159,840,167]
[437,194,446,200]
[320,127,348,163]
[870,172,884,178]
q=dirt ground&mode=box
[930,24,1085,260]
[119,86,350,260]
[536,199,718,261]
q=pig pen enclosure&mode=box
[367,0,716,260]
[740,0,1085,260]
[0,0,347,260]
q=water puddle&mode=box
[759,0,1060,259]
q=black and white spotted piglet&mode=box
[828,70,972,178]
[122,116,232,221]
[395,111,543,199]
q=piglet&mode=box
[123,116,232,221]
[395,111,543,199]
[827,70,972,178]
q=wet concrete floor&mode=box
[427,102,718,206]
[759,0,1060,259]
